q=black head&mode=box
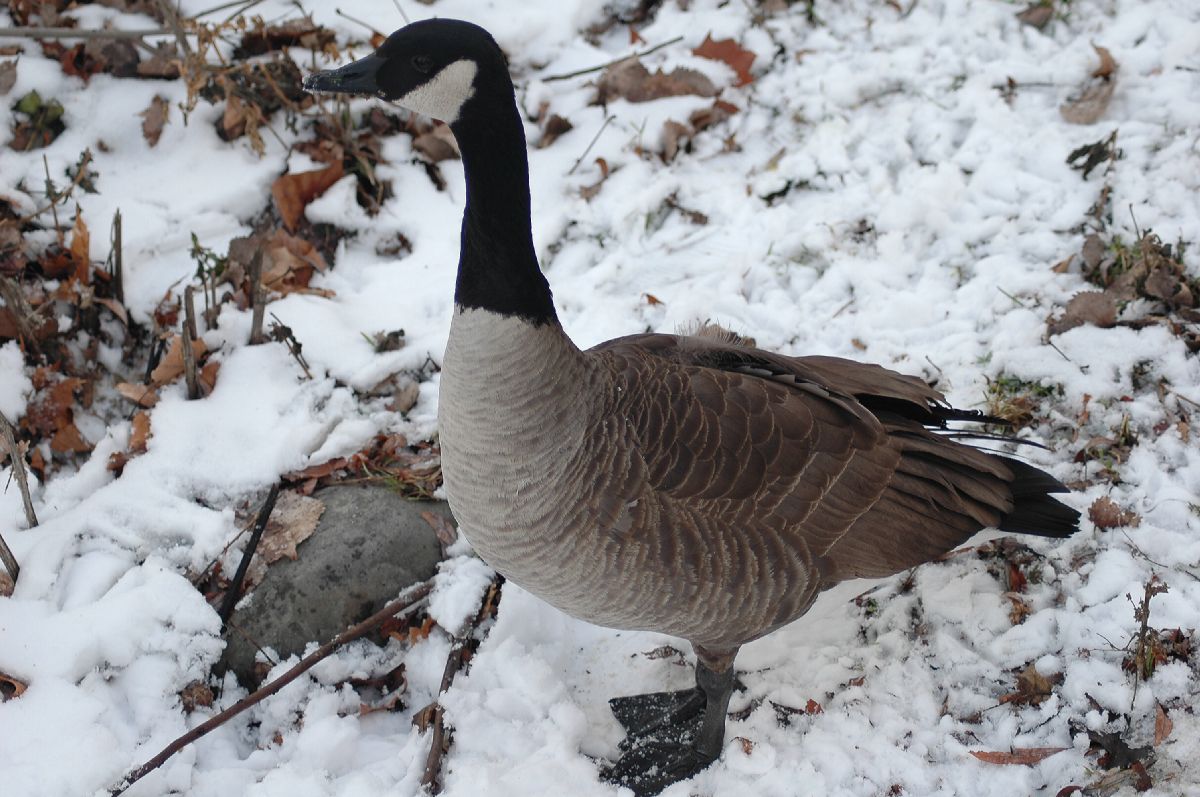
[303,19,509,125]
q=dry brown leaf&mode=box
[95,297,128,326]
[179,680,214,713]
[689,99,738,133]
[970,747,1068,765]
[1061,45,1118,125]
[272,160,346,231]
[661,119,690,162]
[0,671,28,701]
[596,60,717,104]
[150,334,208,387]
[804,699,823,715]
[1048,291,1117,335]
[539,114,573,148]
[1016,4,1054,29]
[1154,703,1173,746]
[735,736,754,755]
[256,491,325,565]
[0,60,16,96]
[116,381,159,408]
[644,293,664,306]
[261,229,332,296]
[693,34,756,87]
[140,94,169,148]
[198,360,220,396]
[999,664,1059,705]
[129,410,150,453]
[1088,496,1141,529]
[69,214,89,282]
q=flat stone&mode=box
[221,484,446,682]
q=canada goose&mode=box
[305,20,1080,794]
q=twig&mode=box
[420,575,503,794]
[217,483,280,625]
[109,579,433,796]
[110,210,124,305]
[42,156,61,237]
[180,292,200,400]
[155,0,193,57]
[543,35,685,83]
[335,8,384,37]
[567,115,614,176]
[183,286,199,342]
[20,149,92,225]
[0,277,44,360]
[248,248,266,345]
[390,0,410,25]
[1128,576,1168,711]
[0,526,18,584]
[0,27,172,40]
[0,412,37,532]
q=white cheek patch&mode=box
[397,59,478,123]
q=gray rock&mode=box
[221,484,446,682]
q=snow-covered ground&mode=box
[2,0,1199,795]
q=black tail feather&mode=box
[997,457,1080,538]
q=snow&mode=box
[1,0,1199,795]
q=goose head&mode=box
[303,19,508,126]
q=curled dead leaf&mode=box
[539,114,573,148]
[693,34,756,87]
[970,747,1068,765]
[412,125,460,162]
[116,381,159,408]
[69,214,90,283]
[150,334,208,387]
[272,160,346,231]
[1061,45,1118,125]
[1048,291,1117,336]
[140,94,169,148]
[596,60,717,104]
[0,671,28,701]
[1088,496,1141,529]
[256,491,325,565]
[661,119,690,162]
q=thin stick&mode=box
[335,8,383,37]
[155,0,193,57]
[110,210,124,305]
[0,27,172,40]
[0,527,17,584]
[420,576,503,793]
[0,277,43,360]
[543,36,684,83]
[217,484,280,625]
[248,248,266,345]
[390,0,410,25]
[41,156,61,237]
[181,293,200,400]
[567,115,614,176]
[110,580,433,796]
[0,412,37,532]
[183,286,199,341]
[20,150,92,226]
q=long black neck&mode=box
[448,76,556,325]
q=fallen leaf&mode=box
[735,736,754,755]
[596,60,717,103]
[198,360,220,395]
[272,160,346,231]
[69,214,90,282]
[1016,4,1054,29]
[136,42,181,79]
[689,99,738,132]
[804,699,823,715]
[256,491,325,564]
[0,60,16,96]
[999,664,1059,705]
[1088,496,1141,529]
[260,228,332,295]
[116,382,159,408]
[539,114,573,148]
[1061,45,1118,125]
[1048,291,1117,335]
[150,334,208,386]
[693,34,755,87]
[644,293,663,306]
[140,94,169,147]
[1154,704,1172,746]
[661,119,690,162]
[129,410,150,453]
[412,125,460,162]
[179,680,213,712]
[970,748,1068,765]
[0,671,28,701]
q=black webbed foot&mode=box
[601,652,740,796]
[602,737,717,796]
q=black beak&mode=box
[303,53,386,96]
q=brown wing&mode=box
[590,333,901,565]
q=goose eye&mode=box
[411,55,433,74]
